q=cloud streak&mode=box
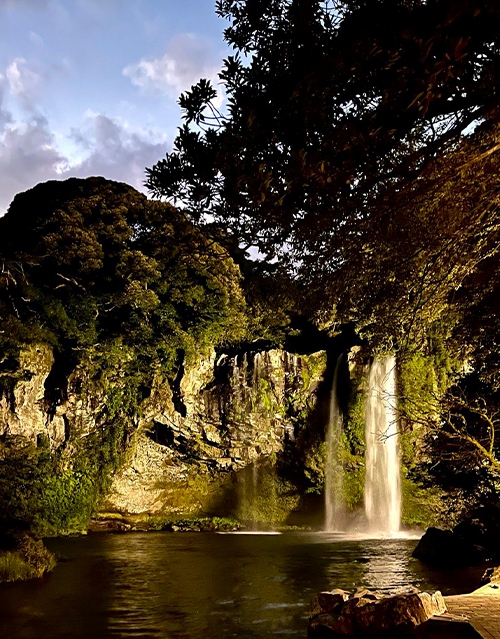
[123,33,221,98]
[69,112,167,190]
[0,115,66,213]
[0,0,49,9]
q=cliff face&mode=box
[105,349,326,519]
[0,344,66,447]
[0,344,326,527]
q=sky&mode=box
[0,0,231,214]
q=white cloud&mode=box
[0,50,170,215]
[0,108,168,215]
[123,33,222,99]
[5,57,42,111]
[0,79,12,127]
[0,116,66,213]
[68,112,168,189]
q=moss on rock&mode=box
[0,536,56,583]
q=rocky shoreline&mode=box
[308,586,490,639]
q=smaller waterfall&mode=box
[238,463,259,529]
[364,356,401,535]
[238,461,279,530]
[324,355,345,532]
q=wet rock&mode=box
[309,588,448,638]
[88,518,131,533]
[414,505,500,567]
[0,344,66,447]
[352,588,381,601]
[1,341,326,526]
[412,527,488,567]
[311,590,350,617]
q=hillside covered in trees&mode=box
[1,0,500,546]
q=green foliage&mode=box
[0,537,56,583]
[16,536,57,574]
[344,378,366,459]
[0,177,252,535]
[398,351,440,454]
[0,177,247,380]
[147,1,500,348]
[342,463,365,511]
[95,513,242,532]
[401,477,447,529]
[256,378,275,412]
[0,417,130,536]
[238,261,300,345]
[0,552,36,583]
[143,0,500,511]
[299,351,327,391]
[235,462,301,527]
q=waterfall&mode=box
[250,463,259,530]
[324,355,345,532]
[364,356,401,535]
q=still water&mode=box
[0,531,484,639]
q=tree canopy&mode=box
[0,177,247,379]
[146,0,500,348]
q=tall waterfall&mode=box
[364,356,401,535]
[324,355,345,532]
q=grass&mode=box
[0,536,57,584]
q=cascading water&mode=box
[324,354,345,532]
[364,356,401,535]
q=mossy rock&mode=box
[0,536,56,583]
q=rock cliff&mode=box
[0,343,326,527]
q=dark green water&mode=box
[0,532,484,639]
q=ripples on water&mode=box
[0,532,485,639]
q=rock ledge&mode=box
[308,588,477,638]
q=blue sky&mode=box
[0,0,230,213]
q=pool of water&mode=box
[0,531,485,639]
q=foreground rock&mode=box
[308,588,468,638]
[413,505,500,567]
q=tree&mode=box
[147,0,500,251]
[146,0,500,348]
[0,177,247,379]
[0,177,250,535]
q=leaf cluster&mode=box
[148,0,500,266]
[0,177,247,379]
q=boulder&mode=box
[88,518,131,533]
[311,590,350,617]
[412,527,488,566]
[413,505,500,568]
[309,588,447,638]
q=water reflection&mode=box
[0,532,486,639]
[359,540,414,592]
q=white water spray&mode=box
[324,355,345,531]
[364,356,401,535]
